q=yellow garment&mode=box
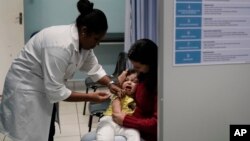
[103,95,135,116]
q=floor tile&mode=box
[54,135,81,141]
[55,123,80,137]
[60,102,77,115]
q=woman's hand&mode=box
[109,84,125,98]
[109,69,128,97]
[112,112,126,125]
[118,69,128,84]
[89,92,110,102]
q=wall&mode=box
[159,0,250,141]
[0,1,24,94]
[24,0,125,41]
[24,0,125,78]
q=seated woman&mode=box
[81,39,158,141]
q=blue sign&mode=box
[176,3,202,16]
[175,51,201,64]
[175,0,203,65]
[176,41,201,50]
[176,17,201,28]
[176,29,201,40]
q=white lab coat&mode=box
[0,24,106,141]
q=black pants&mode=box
[48,104,56,141]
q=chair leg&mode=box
[83,87,89,115]
[83,102,87,115]
[88,115,93,132]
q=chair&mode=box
[109,51,128,78]
[83,52,128,132]
[87,98,111,132]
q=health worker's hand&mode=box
[89,92,110,102]
[109,84,125,98]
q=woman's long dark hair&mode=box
[128,39,158,93]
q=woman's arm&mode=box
[64,91,110,102]
[113,95,157,134]
[123,107,157,134]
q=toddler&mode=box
[96,69,140,141]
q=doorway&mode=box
[0,0,24,94]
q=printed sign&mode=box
[174,0,250,66]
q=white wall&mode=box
[0,1,24,94]
[24,0,125,42]
[159,0,250,141]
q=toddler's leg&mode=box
[118,127,140,141]
[96,116,115,141]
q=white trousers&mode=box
[96,116,140,141]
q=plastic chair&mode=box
[83,52,128,132]
[87,98,111,132]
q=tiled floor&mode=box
[54,89,104,141]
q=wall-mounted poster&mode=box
[174,0,250,66]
